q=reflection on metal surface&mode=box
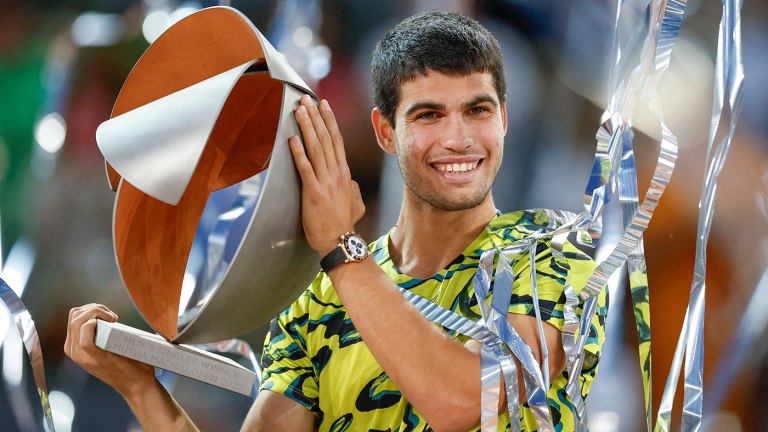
[97,7,319,344]
[0,277,55,431]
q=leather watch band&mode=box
[320,247,348,273]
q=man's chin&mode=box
[425,194,489,212]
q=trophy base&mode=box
[94,320,256,396]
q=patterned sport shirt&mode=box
[260,210,607,431]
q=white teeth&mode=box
[436,161,478,173]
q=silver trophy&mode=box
[92,6,319,391]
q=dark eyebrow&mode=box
[403,102,446,118]
[402,95,499,118]
[462,95,498,110]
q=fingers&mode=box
[318,99,350,179]
[288,135,317,184]
[80,318,98,349]
[293,96,351,182]
[294,98,329,180]
[65,304,118,360]
[303,97,339,177]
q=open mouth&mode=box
[432,159,482,173]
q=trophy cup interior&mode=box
[113,70,283,340]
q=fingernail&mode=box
[321,99,330,110]
[297,105,307,116]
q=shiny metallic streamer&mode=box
[401,235,567,431]
[402,1,692,428]
[0,278,55,431]
[558,2,688,430]
[526,242,550,391]
[655,0,744,429]
[480,343,502,431]
[618,127,654,431]
[489,242,553,430]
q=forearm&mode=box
[122,378,200,432]
[328,259,483,431]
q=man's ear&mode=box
[371,108,396,155]
[500,101,508,136]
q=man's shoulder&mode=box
[489,209,563,242]
[491,209,597,272]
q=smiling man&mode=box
[66,10,606,432]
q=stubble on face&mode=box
[395,137,503,212]
[387,71,506,213]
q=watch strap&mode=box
[320,247,348,273]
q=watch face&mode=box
[343,234,368,260]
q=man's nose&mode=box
[441,116,472,151]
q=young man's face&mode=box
[375,70,507,211]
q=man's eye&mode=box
[469,106,489,115]
[417,111,437,120]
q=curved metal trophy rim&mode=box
[172,84,318,343]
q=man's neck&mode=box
[388,195,497,279]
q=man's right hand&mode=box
[64,304,155,398]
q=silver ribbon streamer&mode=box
[655,0,744,429]
[402,230,579,431]
[398,0,732,429]
[0,277,55,431]
[557,3,689,431]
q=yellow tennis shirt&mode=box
[260,210,607,431]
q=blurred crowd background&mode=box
[0,0,766,431]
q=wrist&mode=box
[120,372,160,402]
[320,231,369,273]
[316,240,340,258]
[313,228,354,257]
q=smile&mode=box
[433,160,480,173]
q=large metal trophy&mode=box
[92,6,319,393]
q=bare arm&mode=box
[65,304,199,431]
[242,390,317,431]
[327,260,564,431]
[66,305,318,431]
[288,96,565,432]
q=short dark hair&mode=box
[371,10,506,127]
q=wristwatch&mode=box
[320,232,369,273]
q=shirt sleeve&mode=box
[259,290,321,415]
[507,239,606,355]
[506,238,608,394]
